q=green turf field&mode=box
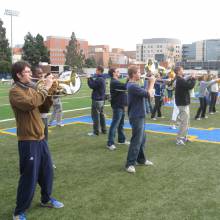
[1,79,220,220]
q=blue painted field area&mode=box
[1,115,220,144]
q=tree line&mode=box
[0,18,97,74]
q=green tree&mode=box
[35,34,50,63]
[0,60,11,73]
[84,57,97,68]
[65,32,85,70]
[0,18,11,73]
[22,32,50,67]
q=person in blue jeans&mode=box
[125,65,153,173]
[107,68,129,150]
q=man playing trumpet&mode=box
[175,66,196,145]
[9,61,64,220]
[125,66,153,173]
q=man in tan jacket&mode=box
[10,61,64,220]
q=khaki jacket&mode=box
[9,83,49,140]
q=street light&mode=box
[4,9,19,64]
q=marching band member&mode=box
[106,68,129,150]
[209,74,219,114]
[9,61,64,220]
[195,74,220,120]
[175,66,196,145]
[32,66,53,139]
[125,66,153,173]
[151,72,166,120]
[87,65,107,136]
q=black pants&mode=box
[151,96,163,118]
[195,97,207,118]
[14,140,53,215]
[209,92,218,113]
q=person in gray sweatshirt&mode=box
[209,74,219,114]
[195,74,219,120]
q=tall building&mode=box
[182,43,196,61]
[204,39,220,61]
[136,38,181,64]
[182,39,220,62]
[45,36,89,65]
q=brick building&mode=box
[45,36,89,65]
[88,45,110,67]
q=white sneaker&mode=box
[107,145,116,150]
[195,118,201,120]
[118,140,130,145]
[152,118,157,120]
[176,140,185,145]
[57,124,64,127]
[210,112,214,115]
[126,166,136,173]
[144,160,154,166]
[88,132,98,136]
[170,125,177,129]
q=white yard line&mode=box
[0,104,10,106]
[0,96,90,107]
[0,104,110,123]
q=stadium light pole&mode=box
[4,9,19,64]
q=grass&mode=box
[1,79,220,220]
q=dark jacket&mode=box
[110,78,127,109]
[154,81,165,97]
[175,76,196,106]
[127,82,149,118]
[87,74,106,101]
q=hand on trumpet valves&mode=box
[44,74,54,90]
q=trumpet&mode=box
[31,70,81,96]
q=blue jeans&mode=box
[126,117,146,168]
[107,108,126,146]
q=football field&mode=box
[1,79,220,220]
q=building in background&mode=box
[204,39,220,61]
[12,45,22,63]
[180,39,220,70]
[110,48,127,65]
[136,38,181,65]
[88,45,110,67]
[45,36,89,66]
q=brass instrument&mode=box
[33,70,81,96]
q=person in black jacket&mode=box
[175,66,196,145]
[87,66,107,136]
[106,68,129,150]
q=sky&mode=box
[0,0,220,51]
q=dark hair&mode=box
[32,65,43,78]
[96,65,104,73]
[11,61,31,82]
[108,68,116,78]
[128,65,138,79]
[174,66,183,75]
